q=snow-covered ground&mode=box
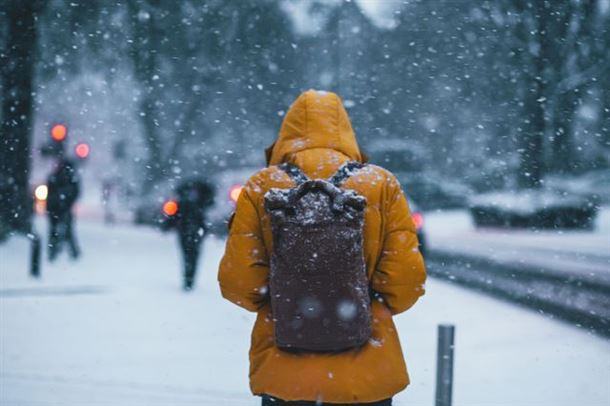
[1,219,609,405]
[424,206,610,282]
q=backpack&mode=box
[47,160,80,213]
[264,161,372,352]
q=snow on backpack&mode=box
[264,161,372,352]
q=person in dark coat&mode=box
[46,158,81,261]
[163,179,214,291]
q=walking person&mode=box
[218,90,426,405]
[163,179,214,291]
[101,178,116,224]
[46,158,81,261]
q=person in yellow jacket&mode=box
[218,89,426,405]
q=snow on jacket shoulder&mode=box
[218,89,426,404]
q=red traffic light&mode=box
[51,124,67,142]
[75,143,90,159]
[163,200,179,216]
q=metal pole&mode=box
[435,324,455,406]
[28,231,41,278]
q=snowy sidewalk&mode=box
[1,220,609,405]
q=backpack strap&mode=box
[328,161,366,187]
[278,163,309,185]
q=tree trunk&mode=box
[517,0,548,189]
[139,96,164,186]
[602,86,610,149]
[550,89,577,174]
[127,0,165,190]
[0,0,44,235]
[519,78,545,188]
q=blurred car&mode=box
[396,172,472,210]
[133,196,170,228]
[407,198,427,257]
[205,166,261,235]
[365,138,427,174]
[133,167,261,236]
[366,139,471,210]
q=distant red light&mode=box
[163,200,179,216]
[51,124,67,141]
[75,143,90,159]
[412,212,424,230]
[229,184,243,204]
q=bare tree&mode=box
[0,0,46,235]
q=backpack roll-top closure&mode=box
[264,180,366,219]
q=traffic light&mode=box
[34,184,48,201]
[50,124,67,142]
[33,184,48,215]
[163,200,179,216]
[75,142,90,159]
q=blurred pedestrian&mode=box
[46,158,81,261]
[218,90,426,405]
[101,178,116,224]
[163,179,214,291]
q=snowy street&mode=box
[2,219,609,405]
[424,208,610,281]
[422,208,610,335]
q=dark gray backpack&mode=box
[264,161,371,352]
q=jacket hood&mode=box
[266,90,364,166]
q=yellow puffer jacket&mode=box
[218,90,426,403]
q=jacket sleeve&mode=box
[371,174,426,315]
[218,180,269,312]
